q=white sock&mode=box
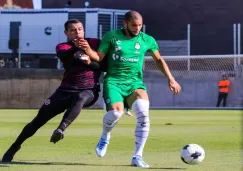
[132,99,150,157]
[101,110,123,140]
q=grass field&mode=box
[0,109,242,171]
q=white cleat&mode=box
[125,109,133,116]
[95,138,109,157]
[131,155,150,168]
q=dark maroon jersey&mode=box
[55,38,101,91]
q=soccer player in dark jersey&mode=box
[1,19,102,162]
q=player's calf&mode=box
[96,110,123,157]
[2,144,21,162]
[132,99,150,157]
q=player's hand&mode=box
[73,38,91,51]
[72,38,90,50]
[168,78,181,95]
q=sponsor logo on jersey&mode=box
[112,54,120,60]
[112,54,139,62]
[115,46,121,51]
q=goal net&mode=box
[144,55,243,80]
[142,54,243,109]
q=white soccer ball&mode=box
[180,144,205,165]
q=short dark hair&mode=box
[124,10,142,22]
[64,19,82,31]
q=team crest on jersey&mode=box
[134,42,140,50]
[44,99,51,105]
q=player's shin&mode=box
[96,110,123,157]
[132,99,150,157]
[102,110,123,140]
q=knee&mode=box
[132,99,149,114]
[24,122,34,129]
[103,110,123,126]
[109,102,124,111]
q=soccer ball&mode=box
[180,144,205,165]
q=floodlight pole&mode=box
[187,24,191,71]
[18,25,22,68]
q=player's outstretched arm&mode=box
[150,50,181,95]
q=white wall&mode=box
[85,12,98,38]
[0,10,68,54]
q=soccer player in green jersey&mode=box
[76,10,181,168]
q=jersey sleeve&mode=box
[98,31,112,55]
[147,36,159,53]
[56,43,76,61]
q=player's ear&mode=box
[64,30,68,36]
[123,21,127,29]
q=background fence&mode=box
[0,9,242,109]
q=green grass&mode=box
[0,109,242,171]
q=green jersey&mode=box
[98,29,159,83]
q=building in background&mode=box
[0,0,33,9]
[0,0,41,9]
[42,0,243,55]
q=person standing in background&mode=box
[216,75,230,107]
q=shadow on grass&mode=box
[149,168,186,170]
[2,161,130,167]
[1,161,186,170]
[0,165,9,167]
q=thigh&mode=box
[126,89,149,108]
[79,89,99,108]
[219,93,224,99]
[39,89,72,115]
[103,83,124,111]
[223,93,228,99]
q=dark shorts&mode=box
[40,88,99,114]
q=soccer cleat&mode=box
[50,129,64,144]
[95,138,109,157]
[125,109,133,116]
[2,144,21,162]
[131,155,150,168]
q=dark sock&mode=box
[57,120,71,132]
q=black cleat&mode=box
[50,129,64,144]
[2,144,21,162]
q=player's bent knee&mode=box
[109,102,124,111]
[132,99,149,114]
[103,110,123,127]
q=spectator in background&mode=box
[14,57,18,68]
[0,57,5,67]
[216,75,230,107]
